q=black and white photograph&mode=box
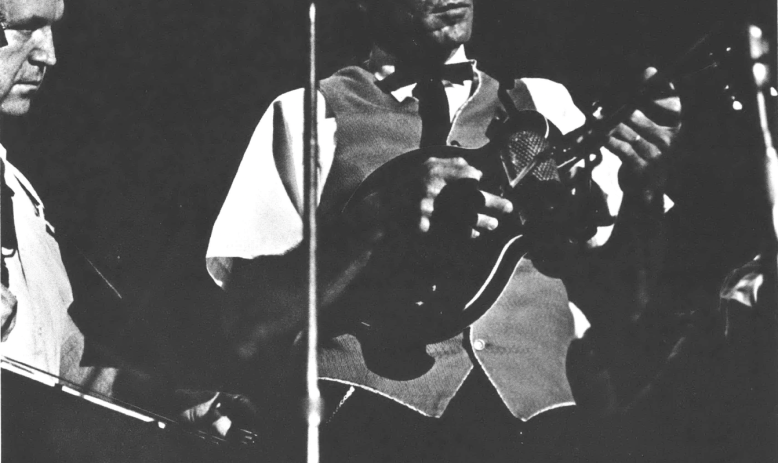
[1,0,776,461]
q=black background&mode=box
[5,0,776,391]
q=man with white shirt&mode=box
[0,0,253,442]
[207,0,681,461]
[0,0,80,380]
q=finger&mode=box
[482,191,513,215]
[605,135,649,172]
[638,98,682,128]
[612,122,663,162]
[650,93,681,113]
[425,157,482,183]
[180,393,221,425]
[456,165,483,182]
[418,197,434,232]
[419,215,431,233]
[419,197,435,218]
[416,159,483,235]
[475,213,499,232]
[421,177,446,201]
[625,110,675,152]
[639,67,682,126]
[611,123,640,145]
[447,157,483,180]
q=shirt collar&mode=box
[368,45,476,102]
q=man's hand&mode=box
[412,156,513,239]
[1,284,17,341]
[177,390,257,443]
[605,67,682,205]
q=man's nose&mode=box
[29,26,57,67]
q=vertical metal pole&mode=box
[0,159,4,288]
[0,159,4,463]
[749,24,777,275]
[303,3,322,463]
[767,10,778,458]
[751,45,777,242]
[749,22,778,460]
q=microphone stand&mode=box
[303,3,322,463]
[0,155,4,432]
[749,24,778,262]
[747,22,778,461]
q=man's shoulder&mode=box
[268,66,375,108]
[320,66,377,98]
[323,65,373,83]
[264,85,329,117]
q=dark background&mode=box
[5,0,776,396]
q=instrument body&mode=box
[333,110,589,344]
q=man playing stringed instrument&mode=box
[206,0,682,461]
[0,0,256,442]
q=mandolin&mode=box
[321,23,752,346]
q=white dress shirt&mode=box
[1,146,117,394]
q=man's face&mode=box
[0,0,62,116]
[366,0,474,65]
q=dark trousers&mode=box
[321,366,582,463]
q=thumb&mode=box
[179,392,221,424]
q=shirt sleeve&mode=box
[206,89,336,288]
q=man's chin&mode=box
[418,31,470,61]
[422,21,471,52]
[0,98,32,116]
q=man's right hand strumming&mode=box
[405,156,514,239]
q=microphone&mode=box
[502,125,560,184]
[490,110,563,188]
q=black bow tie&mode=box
[376,62,474,93]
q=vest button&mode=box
[473,339,486,351]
